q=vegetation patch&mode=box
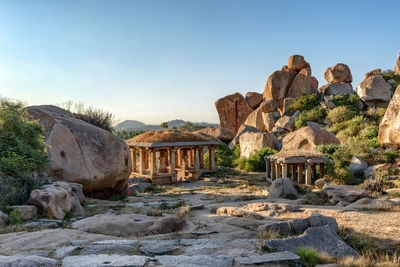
[296,247,322,267]
[234,147,276,172]
[287,93,322,114]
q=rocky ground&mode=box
[1,170,400,267]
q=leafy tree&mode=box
[160,122,169,129]
[0,98,48,209]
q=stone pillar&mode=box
[319,163,324,175]
[297,163,303,183]
[130,148,137,172]
[139,148,146,174]
[149,149,157,177]
[209,146,216,171]
[175,151,179,168]
[275,162,280,178]
[271,160,276,180]
[199,147,204,169]
[305,162,312,185]
[177,149,182,168]
[291,163,296,180]
[182,150,188,173]
[144,149,149,170]
[188,148,193,168]
[169,148,177,182]
[158,150,167,173]
[193,147,200,180]
[265,158,270,179]
[282,163,288,178]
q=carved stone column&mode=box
[130,148,137,172]
[139,148,146,174]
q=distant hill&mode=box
[114,119,219,132]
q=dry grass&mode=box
[257,229,283,240]
[127,129,212,143]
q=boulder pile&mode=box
[318,63,353,95]
[379,85,400,148]
[357,69,392,107]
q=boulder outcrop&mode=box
[364,68,381,79]
[28,182,85,219]
[195,127,235,143]
[319,82,353,95]
[281,126,340,151]
[215,93,254,133]
[245,92,263,109]
[324,63,352,83]
[239,131,277,158]
[379,85,400,148]
[357,75,392,107]
[243,107,276,132]
[26,105,132,197]
[268,178,299,199]
[395,52,400,75]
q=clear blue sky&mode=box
[1,0,399,124]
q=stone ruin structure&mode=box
[126,130,219,184]
[265,150,332,185]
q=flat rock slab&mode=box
[155,255,233,267]
[139,240,180,255]
[322,185,368,204]
[264,225,358,258]
[234,251,300,265]
[0,255,59,267]
[62,254,149,267]
[0,229,120,255]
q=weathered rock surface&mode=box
[324,63,352,83]
[282,126,340,151]
[215,93,254,133]
[364,68,381,79]
[357,75,392,107]
[28,182,84,219]
[0,255,59,267]
[379,85,400,148]
[349,156,369,177]
[395,52,400,75]
[71,214,184,237]
[319,82,353,95]
[245,92,263,109]
[264,225,358,258]
[216,206,264,219]
[259,99,279,113]
[268,178,299,199]
[263,69,297,108]
[63,254,149,267]
[26,105,132,197]
[288,55,309,71]
[229,124,260,148]
[195,127,235,143]
[343,197,400,211]
[239,131,277,158]
[243,107,276,132]
[311,76,319,90]
[155,255,232,267]
[274,115,295,132]
[286,67,312,98]
[363,163,386,179]
[0,229,119,255]
[322,184,368,204]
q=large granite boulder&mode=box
[364,68,381,79]
[319,82,353,95]
[268,178,299,199]
[321,184,368,204]
[259,99,279,113]
[244,107,276,132]
[311,76,319,91]
[357,75,392,107]
[0,255,59,267]
[379,85,400,148]
[282,126,340,151]
[324,63,352,83]
[28,181,85,219]
[26,105,132,197]
[263,69,297,109]
[215,93,254,133]
[395,52,400,75]
[195,127,235,143]
[229,124,261,148]
[287,55,309,71]
[286,67,312,98]
[245,92,263,109]
[239,131,277,158]
[263,225,358,258]
[0,211,9,227]
[349,156,369,177]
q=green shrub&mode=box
[294,108,327,129]
[383,151,399,164]
[8,209,23,225]
[326,106,355,124]
[332,94,360,112]
[329,115,365,136]
[0,98,48,210]
[365,107,387,124]
[362,175,386,196]
[296,247,322,267]
[204,143,238,168]
[380,70,400,91]
[234,147,276,172]
[287,93,322,114]
[76,107,115,132]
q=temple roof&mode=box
[126,129,219,147]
